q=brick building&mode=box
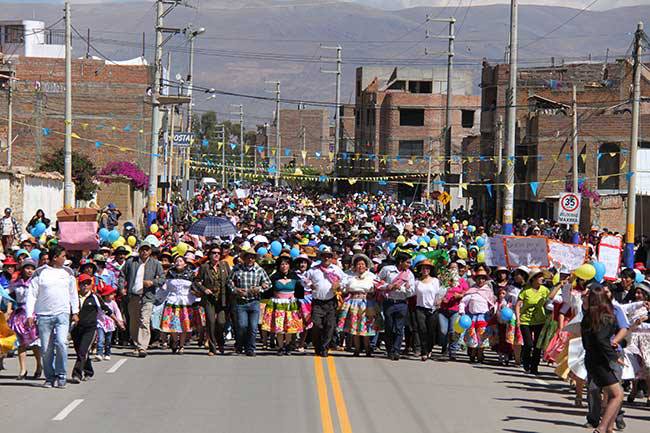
[352,66,480,203]
[0,22,154,174]
[473,59,650,233]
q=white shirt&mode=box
[415,278,443,309]
[131,262,146,295]
[305,265,347,301]
[1,216,14,236]
[378,265,416,300]
[26,265,79,317]
[344,271,375,294]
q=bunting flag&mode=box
[626,171,634,182]
[257,145,264,154]
[315,151,321,159]
[271,149,277,156]
[378,180,387,186]
[42,128,50,136]
[95,141,102,148]
[81,123,89,130]
[523,156,530,165]
[597,152,603,160]
[621,159,627,170]
[71,132,80,139]
[230,143,237,150]
[64,119,72,125]
[565,153,571,161]
[403,182,414,187]
[301,150,307,162]
[460,182,468,190]
[348,178,358,185]
[268,165,277,174]
[504,183,514,192]
[601,175,611,182]
[408,157,414,165]
[328,152,334,162]
[244,145,250,154]
[467,156,474,164]
[530,181,539,196]
[284,148,291,157]
[610,152,616,158]
[381,156,387,164]
[581,154,587,164]
[486,183,493,198]
[123,124,132,132]
[552,155,559,163]
[202,139,209,147]
[217,142,223,151]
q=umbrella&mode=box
[188,216,237,238]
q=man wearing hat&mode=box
[303,246,347,357]
[118,240,165,358]
[227,246,271,356]
[1,208,20,253]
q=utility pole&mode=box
[183,24,205,186]
[216,124,225,187]
[495,115,504,216]
[321,45,342,193]
[425,137,434,204]
[231,104,244,181]
[266,81,281,187]
[85,28,91,59]
[503,0,518,235]
[571,84,580,244]
[63,0,73,208]
[625,22,644,268]
[6,71,13,168]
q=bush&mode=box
[39,149,98,201]
[99,161,148,190]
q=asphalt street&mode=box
[1,346,649,433]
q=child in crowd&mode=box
[95,284,124,362]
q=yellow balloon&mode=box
[396,235,406,245]
[457,247,468,259]
[453,319,465,335]
[112,239,125,248]
[477,251,486,263]
[150,224,159,234]
[123,245,133,255]
[574,263,596,280]
[419,241,427,247]
[552,272,560,286]
[177,242,189,257]
[452,223,459,231]
[429,238,438,247]
[462,220,469,227]
[127,236,137,247]
[448,233,454,239]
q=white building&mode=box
[0,20,65,59]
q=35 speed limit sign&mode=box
[558,192,581,225]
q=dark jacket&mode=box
[77,293,112,329]
[194,261,231,307]
[118,256,165,303]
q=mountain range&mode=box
[1,0,647,124]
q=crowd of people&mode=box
[1,185,650,433]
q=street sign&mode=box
[558,192,581,225]
[173,132,194,147]
[438,191,451,205]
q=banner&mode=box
[548,241,588,273]
[58,222,99,251]
[484,236,507,267]
[504,236,550,268]
[598,243,621,281]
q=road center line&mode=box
[327,357,353,433]
[52,399,84,421]
[106,358,127,373]
[314,357,335,433]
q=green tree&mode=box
[39,148,98,201]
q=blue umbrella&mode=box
[187,216,237,238]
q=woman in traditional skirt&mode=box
[157,255,197,354]
[459,268,495,363]
[7,258,42,379]
[294,254,312,353]
[261,255,304,355]
[337,254,377,357]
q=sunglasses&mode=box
[209,251,221,255]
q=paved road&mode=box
[1,346,649,433]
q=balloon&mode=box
[419,241,427,247]
[468,225,476,233]
[438,235,446,244]
[150,224,159,234]
[634,269,645,284]
[574,263,596,280]
[396,235,406,245]
[476,237,486,248]
[31,222,46,237]
[452,223,459,231]
[462,220,469,227]
[457,247,468,259]
[257,247,268,256]
[412,254,426,266]
[112,238,125,248]
[592,261,606,282]
[423,235,431,244]
[176,242,189,257]
[107,229,120,243]
[453,319,465,335]
[552,272,560,286]
[127,236,137,247]
[270,241,283,256]
[447,233,454,239]
[313,225,321,234]
[388,242,396,252]
[30,227,39,238]
[290,247,300,258]
[30,249,41,260]
[459,315,472,330]
[500,307,514,323]
[429,238,438,248]
[98,227,109,241]
[477,251,486,263]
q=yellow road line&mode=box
[327,357,353,433]
[314,357,335,433]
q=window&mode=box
[4,25,24,43]
[461,110,475,128]
[398,140,423,157]
[399,109,425,127]
[408,81,432,94]
[597,142,620,190]
[388,80,406,91]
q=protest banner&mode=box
[600,235,622,249]
[484,236,507,267]
[598,243,621,281]
[58,221,99,251]
[503,236,550,268]
[548,240,588,273]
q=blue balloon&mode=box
[107,229,120,244]
[31,222,46,237]
[500,307,514,323]
[468,225,476,233]
[412,254,426,266]
[592,261,606,282]
[256,247,268,256]
[319,244,328,252]
[388,242,396,252]
[30,249,41,260]
[417,236,426,245]
[313,225,321,234]
[635,269,645,284]
[98,227,109,241]
[270,241,282,256]
[290,247,300,258]
[476,237,486,248]
[459,315,472,330]
[423,235,431,244]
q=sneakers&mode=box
[104,355,111,361]
[42,381,54,389]
[93,355,103,362]
[53,380,67,389]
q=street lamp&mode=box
[182,24,205,188]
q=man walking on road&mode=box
[119,240,165,357]
[1,208,20,253]
[228,247,271,356]
[26,246,79,388]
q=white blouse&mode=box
[415,278,443,309]
[344,271,376,294]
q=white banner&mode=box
[485,236,507,267]
[548,241,587,273]
[598,243,621,281]
[504,236,550,268]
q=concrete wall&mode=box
[96,177,145,230]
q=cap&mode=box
[19,258,37,270]
[2,256,18,266]
[78,274,93,284]
[99,285,117,297]
[515,265,531,276]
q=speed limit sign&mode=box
[558,192,581,225]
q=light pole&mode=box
[183,24,205,185]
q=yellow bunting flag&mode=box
[70,132,80,139]
[460,182,468,190]
[217,141,223,150]
[348,178,357,185]
[301,150,307,162]
[271,149,277,156]
[522,156,529,165]
[581,154,587,164]
[504,184,514,192]
[403,182,414,187]
[328,152,334,162]
[244,145,250,154]
[621,159,627,170]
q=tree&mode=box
[39,148,98,201]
